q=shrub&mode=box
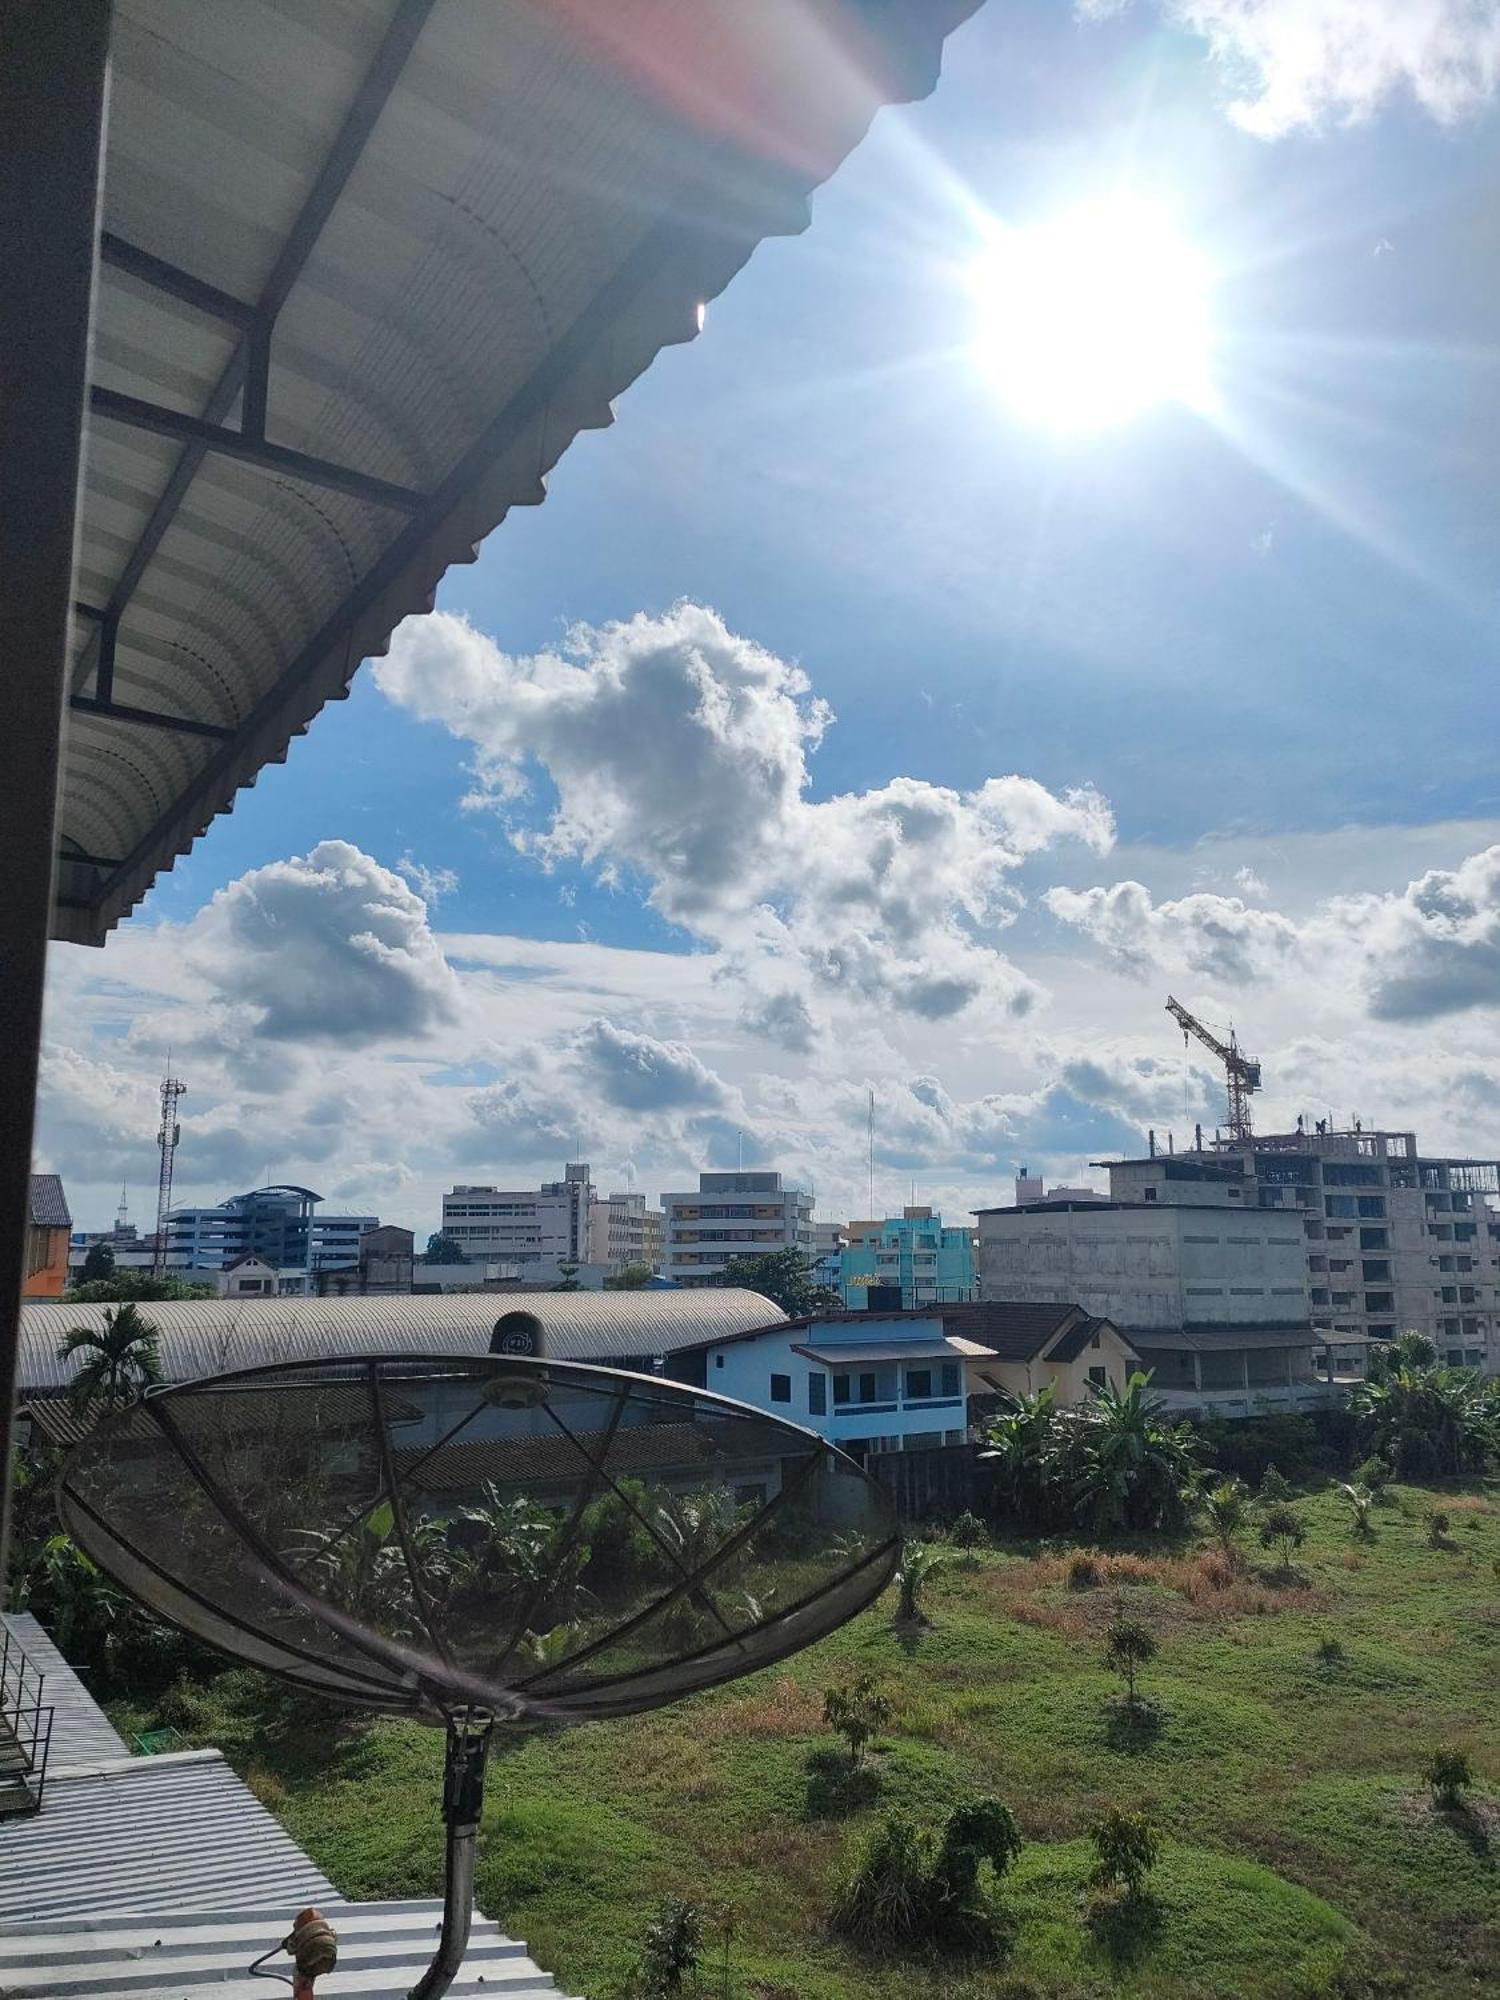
[635,1898,702,1996]
[1089,1808,1161,1901]
[1104,1610,1157,1707]
[1194,1412,1326,1486]
[984,1377,1199,1536]
[1258,1503,1306,1574]
[1315,1636,1346,1668]
[1258,1463,1293,1504]
[1068,1551,1101,1591]
[823,1672,892,1768]
[1352,1453,1391,1495]
[1200,1478,1247,1560]
[833,1799,1023,1953]
[1337,1482,1375,1539]
[949,1510,986,1549]
[894,1543,945,1624]
[1427,1509,1451,1547]
[1424,1746,1472,1810]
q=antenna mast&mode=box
[867,1088,875,1217]
[153,1065,187,1274]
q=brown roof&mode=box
[28,1174,71,1231]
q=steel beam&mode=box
[70,694,233,739]
[98,231,257,329]
[0,0,112,1604]
[90,387,424,512]
[70,0,439,697]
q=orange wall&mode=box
[22,1224,70,1299]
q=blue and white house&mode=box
[670,1307,992,1459]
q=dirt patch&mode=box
[1444,1495,1497,1516]
[704,1676,824,1743]
[1392,1788,1500,1852]
[976,1548,1327,1638]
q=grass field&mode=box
[108,1481,1500,1998]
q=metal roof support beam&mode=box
[71,0,439,696]
[90,387,425,512]
[98,232,258,330]
[58,848,124,871]
[69,695,234,740]
[0,0,112,1603]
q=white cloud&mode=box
[1099,0,1500,136]
[190,840,460,1045]
[396,854,458,903]
[376,605,1112,1027]
[1044,879,1302,983]
[575,1020,734,1114]
[1327,845,1500,1021]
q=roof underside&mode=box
[55,0,979,943]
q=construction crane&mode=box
[152,1066,187,1275]
[1165,996,1261,1145]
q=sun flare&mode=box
[972,194,1217,431]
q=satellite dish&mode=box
[59,1355,899,1999]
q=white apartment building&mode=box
[588,1190,664,1273]
[976,1198,1310,1331]
[1105,1128,1500,1370]
[165,1186,378,1274]
[441,1164,594,1274]
[662,1170,815,1287]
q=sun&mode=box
[971,194,1217,432]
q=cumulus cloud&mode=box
[1045,879,1302,983]
[396,854,458,903]
[576,1020,733,1113]
[190,839,460,1045]
[377,605,1112,1025]
[1092,0,1500,137]
[1331,845,1500,1020]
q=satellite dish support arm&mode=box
[408,1708,494,2000]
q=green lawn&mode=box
[108,1482,1500,1998]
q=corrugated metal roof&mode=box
[0,1896,579,1998]
[0,1751,335,1926]
[56,0,980,943]
[1132,1323,1317,1352]
[1,1613,128,1767]
[18,1287,781,1393]
[27,1175,71,1231]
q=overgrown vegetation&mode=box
[983,1375,1199,1535]
[833,1797,1023,1955]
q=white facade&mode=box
[689,1312,970,1457]
[662,1171,815,1286]
[977,1200,1310,1331]
[442,1164,594,1272]
[588,1190,657,1273]
[165,1188,377,1273]
[1106,1130,1500,1370]
[1013,1169,1107,1206]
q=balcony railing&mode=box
[0,1624,55,1818]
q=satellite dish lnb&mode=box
[59,1355,899,1999]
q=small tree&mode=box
[1351,1452,1390,1496]
[1427,1508,1451,1548]
[1104,1611,1157,1709]
[604,1262,655,1291]
[1089,1808,1161,1902]
[1258,1462,1293,1504]
[1201,1478,1247,1561]
[709,1247,839,1317]
[58,1302,163,1413]
[79,1241,115,1283]
[823,1672,891,1768]
[1424,1746,1472,1811]
[551,1262,584,1292]
[894,1542,945,1624]
[1258,1503,1305,1576]
[423,1231,466,1265]
[1337,1481,1375,1539]
[948,1510,985,1549]
[635,1898,702,1997]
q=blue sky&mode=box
[41,0,1500,1233]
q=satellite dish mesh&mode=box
[58,1355,900,1722]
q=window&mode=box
[1441,1287,1458,1304]
[1447,1349,1464,1368]
[833,1373,850,1404]
[770,1373,791,1404]
[714,1353,724,1369]
[808,1373,827,1416]
[1466,1349,1484,1368]
[1362,1260,1391,1283]
[905,1368,933,1401]
[1090,1331,1101,1349]
[1144,1187,1157,1202]
[1088,1365,1108,1390]
[859,1372,878,1405]
[941,1361,960,1398]
[1365,1291,1394,1314]
[1357,1196,1386,1218]
[1359,1227,1388,1251]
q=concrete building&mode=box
[642,1206,665,1273]
[165,1186,378,1276]
[975,1196,1330,1416]
[1106,1127,1500,1371]
[214,1254,278,1299]
[812,1222,847,1298]
[441,1164,595,1275]
[840,1207,976,1310]
[662,1170,815,1286]
[589,1189,657,1274]
[1013,1168,1108,1206]
[22,1177,71,1299]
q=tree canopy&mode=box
[79,1241,115,1283]
[64,1272,215,1303]
[710,1248,840,1317]
[58,1302,164,1412]
[424,1231,466,1264]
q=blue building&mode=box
[840,1208,976,1311]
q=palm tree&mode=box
[58,1302,163,1412]
[1070,1375,1200,1535]
[1351,1362,1494,1480]
[1201,1477,1248,1561]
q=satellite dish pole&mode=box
[152,1060,186,1274]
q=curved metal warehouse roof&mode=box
[54,0,979,943]
[18,1286,780,1394]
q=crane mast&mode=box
[1165,995,1261,1145]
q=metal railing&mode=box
[0,1624,55,1816]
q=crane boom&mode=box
[1165,995,1261,1143]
